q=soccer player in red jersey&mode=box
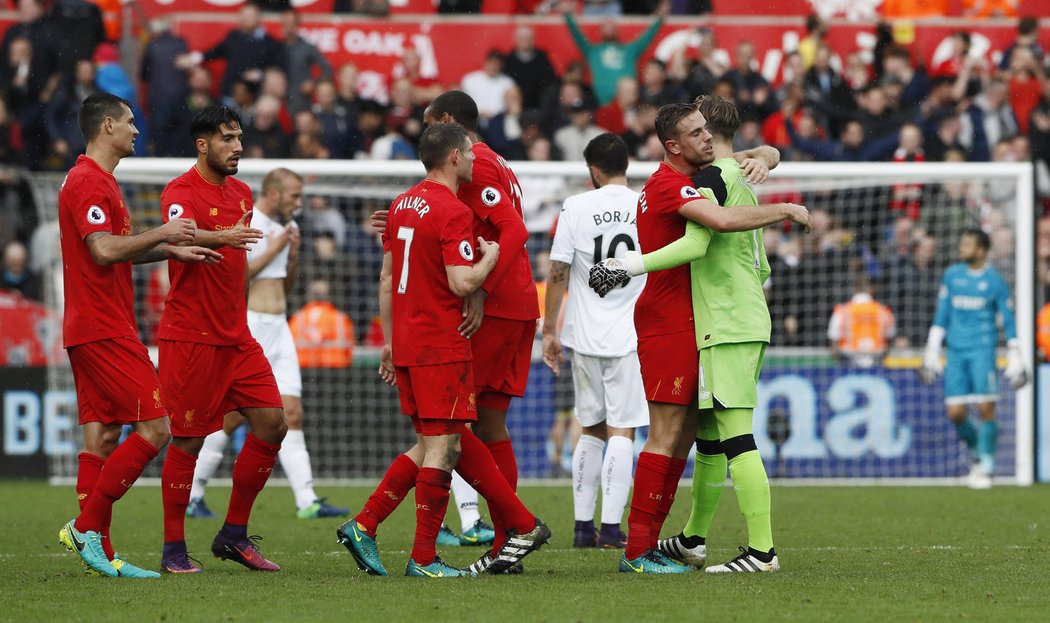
[156,105,288,574]
[340,123,550,578]
[57,93,220,579]
[366,91,538,569]
[611,103,810,572]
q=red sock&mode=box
[485,438,519,555]
[625,452,671,560]
[356,453,419,536]
[411,467,451,566]
[650,457,687,550]
[77,452,115,559]
[225,433,279,527]
[458,431,533,535]
[76,434,158,534]
[162,444,198,544]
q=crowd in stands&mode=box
[1,0,1049,360]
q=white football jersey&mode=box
[249,208,298,281]
[549,184,645,357]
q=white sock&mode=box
[278,429,317,510]
[600,435,635,526]
[450,470,481,532]
[190,430,228,501]
[572,435,605,522]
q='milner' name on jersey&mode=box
[393,196,431,219]
[592,209,636,227]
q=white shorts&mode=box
[247,310,302,398]
[571,351,649,429]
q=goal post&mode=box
[24,159,1036,486]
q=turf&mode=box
[0,480,1047,622]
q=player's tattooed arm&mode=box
[542,260,570,376]
[85,217,197,266]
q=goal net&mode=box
[25,159,1035,486]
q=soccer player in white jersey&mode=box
[187,168,350,519]
[542,134,648,549]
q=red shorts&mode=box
[67,337,166,425]
[159,339,282,437]
[410,416,469,436]
[638,331,699,406]
[395,360,477,427]
[471,316,534,408]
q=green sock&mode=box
[682,449,726,539]
[728,449,773,553]
[955,419,978,451]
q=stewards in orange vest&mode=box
[827,279,896,368]
[289,279,354,368]
[1037,302,1050,361]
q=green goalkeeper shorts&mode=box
[698,342,767,410]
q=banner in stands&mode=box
[509,362,1015,479]
[171,16,1050,103]
[0,368,76,478]
[0,290,62,367]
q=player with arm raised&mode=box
[57,93,220,579]
[542,133,648,550]
[186,168,350,520]
[591,101,809,574]
[157,105,289,574]
[920,229,1027,489]
[340,124,549,578]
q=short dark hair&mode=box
[583,133,628,177]
[418,123,469,171]
[190,104,243,141]
[694,95,739,141]
[78,92,132,143]
[962,228,990,250]
[428,90,479,133]
[655,103,697,144]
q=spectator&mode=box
[502,25,558,112]
[959,78,1018,162]
[553,99,606,161]
[369,113,416,160]
[619,100,656,159]
[243,94,292,158]
[289,279,354,368]
[179,2,284,97]
[1,0,59,109]
[723,40,773,120]
[1003,45,1044,135]
[786,118,899,162]
[390,48,442,107]
[885,233,939,346]
[44,58,97,170]
[485,84,527,160]
[828,277,896,367]
[638,58,686,107]
[312,78,358,158]
[295,230,358,328]
[999,16,1043,72]
[281,9,333,114]
[259,67,295,133]
[141,17,189,157]
[889,123,925,219]
[803,43,853,115]
[881,46,929,111]
[292,110,331,159]
[595,76,639,136]
[222,78,259,127]
[1038,301,1050,361]
[797,13,827,70]
[677,27,725,98]
[564,10,664,105]
[924,112,966,161]
[842,50,872,91]
[47,0,105,79]
[170,67,216,156]
[1,240,39,301]
[302,195,348,249]
[460,50,516,123]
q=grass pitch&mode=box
[0,480,1047,622]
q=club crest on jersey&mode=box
[459,240,474,261]
[86,205,106,224]
[167,204,184,219]
[680,186,700,200]
[481,187,501,207]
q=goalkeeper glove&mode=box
[588,258,631,298]
[919,345,943,385]
[1004,340,1028,390]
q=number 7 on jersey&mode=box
[396,226,414,294]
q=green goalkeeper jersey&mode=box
[641,157,772,349]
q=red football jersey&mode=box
[459,142,539,321]
[158,166,254,345]
[383,179,476,367]
[58,155,138,348]
[634,162,702,339]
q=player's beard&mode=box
[207,151,239,176]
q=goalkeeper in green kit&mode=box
[591,95,805,573]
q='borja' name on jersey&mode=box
[592,209,636,227]
[393,196,430,219]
